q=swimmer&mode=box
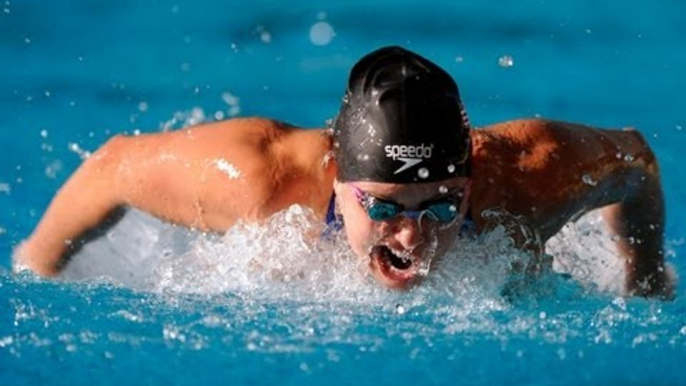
[15,46,674,298]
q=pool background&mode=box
[1,0,685,385]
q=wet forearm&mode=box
[15,139,124,276]
[602,173,671,298]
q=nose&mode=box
[392,216,425,250]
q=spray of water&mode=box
[54,202,623,313]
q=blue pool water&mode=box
[1,0,686,385]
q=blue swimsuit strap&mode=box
[325,192,339,226]
[460,209,476,236]
[324,193,476,235]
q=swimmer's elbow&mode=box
[95,134,129,162]
[82,135,133,202]
[628,129,661,178]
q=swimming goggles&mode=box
[350,185,462,224]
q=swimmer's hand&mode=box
[630,262,677,301]
[13,241,60,277]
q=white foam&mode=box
[56,204,628,307]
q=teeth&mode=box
[390,249,414,263]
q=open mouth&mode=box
[369,245,419,286]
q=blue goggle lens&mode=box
[365,199,459,223]
[367,202,403,221]
[424,201,459,222]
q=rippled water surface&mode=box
[1,0,685,385]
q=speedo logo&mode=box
[384,143,434,174]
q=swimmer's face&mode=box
[333,177,471,289]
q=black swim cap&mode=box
[333,46,471,183]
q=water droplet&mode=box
[449,205,457,213]
[616,152,622,159]
[623,154,635,162]
[333,141,340,148]
[447,164,456,173]
[455,56,464,63]
[309,21,335,46]
[439,186,448,194]
[260,31,272,43]
[418,168,429,179]
[395,304,405,314]
[676,125,683,131]
[256,25,272,44]
[40,129,48,138]
[498,55,514,68]
[581,174,597,186]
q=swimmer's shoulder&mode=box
[472,118,636,156]
[475,117,643,144]
[473,118,567,145]
[162,117,299,147]
[105,117,324,161]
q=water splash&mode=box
[52,200,637,304]
[44,202,652,352]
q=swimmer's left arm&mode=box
[478,119,673,299]
[534,121,673,298]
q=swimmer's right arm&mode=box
[16,118,334,276]
[15,119,284,276]
[15,135,133,276]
